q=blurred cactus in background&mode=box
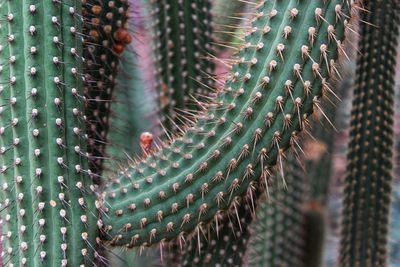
[0,0,399,267]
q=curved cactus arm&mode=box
[0,1,99,266]
[339,0,399,266]
[146,0,215,132]
[100,0,354,248]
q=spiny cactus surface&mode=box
[176,195,255,267]
[101,0,353,248]
[0,1,98,266]
[147,0,215,131]
[248,159,307,267]
[83,0,130,176]
[339,0,399,266]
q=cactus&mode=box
[339,0,399,266]
[175,194,256,267]
[83,0,130,176]
[0,1,98,266]
[212,0,247,46]
[146,0,215,131]
[0,0,399,266]
[105,48,156,165]
[248,158,308,266]
[101,0,352,247]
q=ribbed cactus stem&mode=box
[101,0,353,248]
[212,0,247,46]
[248,158,307,266]
[177,196,255,267]
[106,47,156,164]
[147,0,214,131]
[0,1,98,266]
[339,0,399,266]
[83,0,130,176]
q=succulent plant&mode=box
[0,0,398,267]
[146,0,215,131]
[339,0,399,266]
[101,0,352,248]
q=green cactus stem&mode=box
[0,1,98,266]
[146,0,215,131]
[339,0,399,266]
[175,195,256,267]
[83,0,130,176]
[105,47,156,165]
[101,0,353,248]
[248,158,307,266]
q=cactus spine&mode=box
[83,0,130,175]
[101,0,352,247]
[248,159,307,266]
[176,196,255,267]
[0,1,98,266]
[339,0,399,266]
[147,0,215,131]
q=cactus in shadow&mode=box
[101,0,353,248]
[212,0,247,47]
[339,0,399,266]
[165,191,258,267]
[145,0,215,131]
[105,47,156,165]
[248,158,308,266]
[83,0,130,176]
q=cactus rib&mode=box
[101,0,353,247]
[0,1,98,265]
[83,0,130,176]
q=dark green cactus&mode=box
[212,0,247,46]
[339,0,399,266]
[83,0,130,176]
[146,0,215,131]
[101,0,352,248]
[176,195,256,267]
[0,1,98,265]
[105,48,156,165]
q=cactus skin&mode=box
[175,196,255,267]
[0,1,98,266]
[147,0,214,131]
[339,0,399,266]
[101,0,352,247]
[212,0,247,46]
[106,47,156,164]
[248,159,307,267]
[83,0,130,176]
[303,203,326,267]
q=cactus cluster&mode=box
[83,0,130,176]
[0,0,399,267]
